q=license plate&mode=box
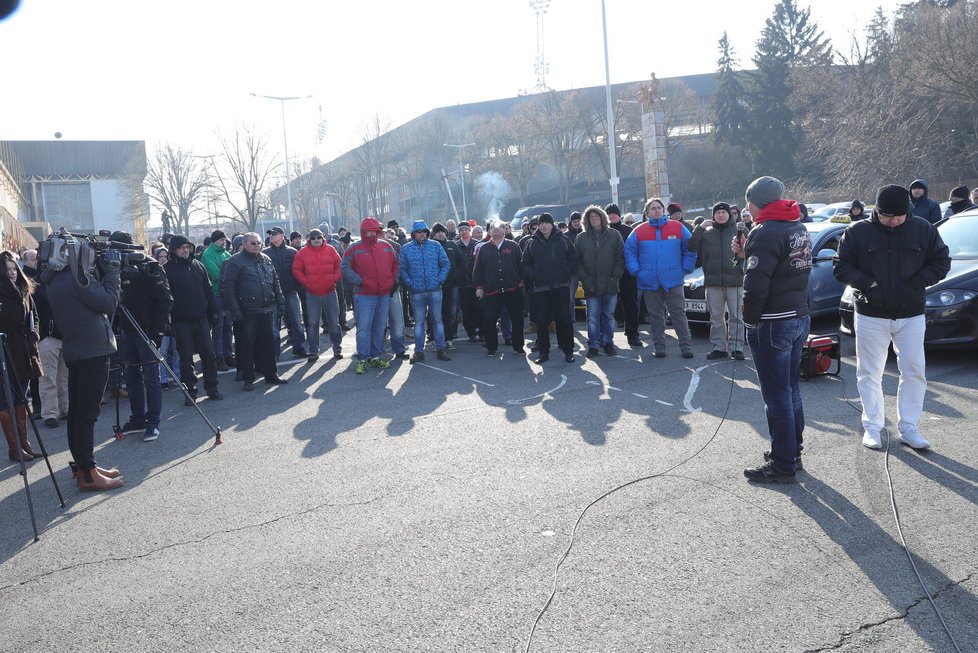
[685,300,707,312]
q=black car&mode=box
[839,208,978,346]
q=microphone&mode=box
[733,221,746,268]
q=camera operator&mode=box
[164,235,223,405]
[42,239,124,491]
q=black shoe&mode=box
[225,357,237,369]
[681,350,694,359]
[487,350,497,357]
[468,335,479,343]
[436,350,451,361]
[332,351,343,360]
[564,352,576,363]
[764,450,803,472]
[534,354,550,365]
[234,371,243,382]
[744,460,796,484]
[293,349,308,358]
[207,391,224,401]
[265,376,289,385]
[120,419,146,435]
[243,381,254,391]
[307,354,320,363]
[43,417,60,428]
[504,339,513,346]
[184,395,196,407]
[653,350,666,358]
[340,324,353,332]
[602,343,617,356]
[530,344,539,353]
[706,350,728,360]
[586,348,600,358]
[512,347,526,355]
[395,351,410,360]
[628,339,645,348]
[410,351,425,364]
[732,350,745,361]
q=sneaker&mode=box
[897,426,931,450]
[564,352,576,363]
[436,350,451,361]
[143,427,160,442]
[265,376,288,385]
[340,323,353,332]
[681,350,694,359]
[215,360,230,372]
[293,349,308,358]
[445,341,456,351]
[862,429,882,449]
[184,393,196,407]
[628,338,645,348]
[410,352,425,364]
[653,350,666,358]
[512,347,526,355]
[394,351,410,360]
[307,354,320,363]
[355,360,367,374]
[706,350,728,360]
[332,351,343,360]
[602,343,617,356]
[121,420,146,435]
[468,335,479,343]
[732,350,746,361]
[369,357,391,369]
[225,357,237,369]
[744,460,796,484]
[764,450,803,472]
[43,417,59,428]
[586,348,600,358]
[243,381,255,391]
[207,391,224,401]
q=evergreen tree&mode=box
[865,6,893,65]
[713,32,750,149]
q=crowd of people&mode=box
[1,176,965,488]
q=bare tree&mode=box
[472,113,546,206]
[351,114,393,218]
[518,90,589,204]
[143,143,211,236]
[214,125,280,231]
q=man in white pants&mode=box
[833,184,950,450]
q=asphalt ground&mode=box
[1,315,976,653]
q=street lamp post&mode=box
[600,0,619,206]
[443,143,475,221]
[251,93,312,235]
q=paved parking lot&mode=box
[1,316,976,652]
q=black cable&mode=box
[838,368,963,653]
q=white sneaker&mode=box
[897,426,931,450]
[862,429,882,449]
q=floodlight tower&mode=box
[530,0,551,92]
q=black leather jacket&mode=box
[220,251,285,317]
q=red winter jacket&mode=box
[293,243,342,296]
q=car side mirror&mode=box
[815,248,836,262]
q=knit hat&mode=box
[875,185,911,215]
[457,222,471,232]
[950,185,970,201]
[666,202,682,216]
[410,220,430,234]
[211,229,227,242]
[232,234,243,250]
[431,222,447,236]
[289,230,302,240]
[605,203,621,217]
[557,222,567,229]
[169,234,193,251]
[538,213,555,225]
[712,202,732,216]
[569,211,582,223]
[387,220,400,229]
[203,236,211,247]
[307,228,323,240]
[745,176,785,208]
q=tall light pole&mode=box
[251,93,312,235]
[192,153,220,231]
[443,143,475,221]
[600,0,619,206]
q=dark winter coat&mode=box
[41,265,121,363]
[437,238,466,288]
[220,251,284,318]
[121,263,173,339]
[742,201,812,326]
[262,241,299,293]
[165,254,214,324]
[32,274,61,341]
[0,278,41,384]
[521,230,578,291]
[574,223,624,297]
[688,218,744,288]
[472,239,523,295]
[833,214,950,319]
[455,237,478,287]
[909,179,943,225]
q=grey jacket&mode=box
[41,266,121,363]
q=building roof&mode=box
[0,140,147,180]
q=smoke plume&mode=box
[475,172,512,220]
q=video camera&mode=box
[37,228,157,279]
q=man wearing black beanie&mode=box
[834,184,950,451]
[605,203,643,347]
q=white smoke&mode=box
[475,171,512,221]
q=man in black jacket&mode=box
[909,179,942,225]
[733,177,812,483]
[164,235,222,405]
[263,226,306,358]
[455,223,480,342]
[473,221,526,356]
[431,222,464,347]
[606,204,643,348]
[834,185,950,451]
[221,232,288,391]
[522,213,578,363]
[113,232,173,441]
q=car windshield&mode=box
[938,214,978,259]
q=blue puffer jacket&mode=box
[624,217,696,291]
[399,237,450,292]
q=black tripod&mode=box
[114,305,223,445]
[1,333,66,542]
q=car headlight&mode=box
[841,285,855,303]
[925,289,978,307]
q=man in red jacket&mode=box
[341,217,399,374]
[293,228,343,363]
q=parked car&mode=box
[811,201,865,222]
[510,205,568,232]
[684,221,848,324]
[840,207,978,347]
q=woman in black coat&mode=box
[0,250,42,462]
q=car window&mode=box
[938,215,978,259]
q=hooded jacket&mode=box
[41,264,121,363]
[834,212,950,319]
[574,214,624,297]
[688,217,744,288]
[293,241,342,296]
[742,200,812,326]
[341,218,399,296]
[521,228,578,290]
[200,240,231,297]
[399,234,450,293]
[909,179,942,225]
[624,216,696,291]
[121,260,173,338]
[165,252,214,323]
[0,276,41,382]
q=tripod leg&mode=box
[0,336,40,541]
[19,401,66,508]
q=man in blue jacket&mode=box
[399,220,451,363]
[624,198,697,358]
[909,179,942,225]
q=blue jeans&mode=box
[211,293,234,359]
[387,290,406,354]
[410,290,445,351]
[274,290,306,355]
[585,294,618,348]
[159,336,179,383]
[121,330,162,428]
[353,294,390,361]
[747,316,810,472]
[306,291,342,356]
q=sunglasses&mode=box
[309,236,324,241]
